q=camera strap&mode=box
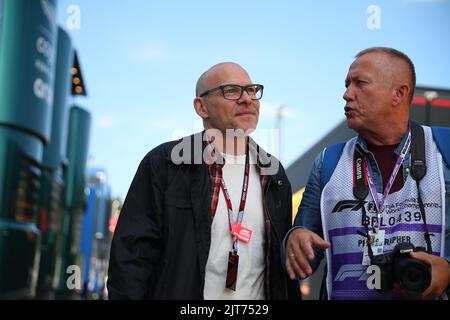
[353,146,375,260]
[410,121,433,254]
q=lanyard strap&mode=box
[219,145,250,248]
[205,135,251,251]
[365,130,411,230]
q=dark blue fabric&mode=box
[321,142,346,188]
[431,126,450,169]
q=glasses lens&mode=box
[246,85,263,100]
[221,84,263,100]
[223,85,243,100]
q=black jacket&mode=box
[107,133,300,300]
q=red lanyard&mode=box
[205,137,252,251]
[219,146,250,249]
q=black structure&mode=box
[71,51,87,96]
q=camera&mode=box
[370,242,431,293]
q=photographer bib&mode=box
[320,126,445,300]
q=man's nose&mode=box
[343,86,353,102]
[238,90,253,104]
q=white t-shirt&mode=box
[203,152,266,300]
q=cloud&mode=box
[96,115,117,129]
[134,46,166,63]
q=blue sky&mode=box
[56,0,450,200]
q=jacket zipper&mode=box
[263,176,290,299]
[264,178,281,245]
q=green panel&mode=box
[0,0,58,298]
[0,0,57,143]
[0,219,40,298]
[65,106,91,210]
[57,207,74,292]
[43,27,72,170]
[0,128,42,298]
[57,106,90,292]
[36,28,72,293]
[0,1,4,49]
[0,128,42,221]
[36,168,63,293]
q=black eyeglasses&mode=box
[199,84,264,100]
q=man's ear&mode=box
[194,97,208,119]
[392,84,410,106]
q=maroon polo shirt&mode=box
[367,144,404,194]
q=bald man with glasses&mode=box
[107,62,301,300]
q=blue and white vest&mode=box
[320,126,446,300]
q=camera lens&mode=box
[407,268,421,283]
[395,258,431,293]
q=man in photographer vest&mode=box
[285,47,450,299]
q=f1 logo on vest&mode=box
[332,200,367,213]
[333,264,383,290]
[334,264,368,282]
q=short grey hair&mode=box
[356,47,416,103]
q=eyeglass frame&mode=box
[198,83,264,100]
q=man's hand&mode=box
[285,228,331,280]
[402,252,450,299]
[396,252,450,299]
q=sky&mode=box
[56,0,450,201]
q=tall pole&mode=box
[424,91,438,126]
[276,105,286,163]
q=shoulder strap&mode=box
[431,126,450,169]
[321,142,346,188]
[410,121,427,181]
[410,121,434,253]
